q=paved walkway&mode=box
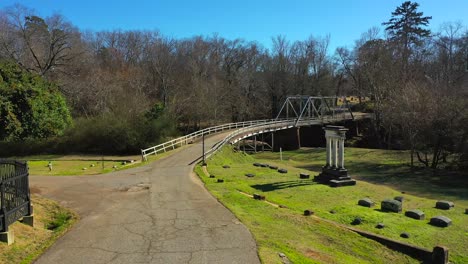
[31,133,260,264]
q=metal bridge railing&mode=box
[141,118,291,161]
[0,160,32,232]
[141,97,356,162]
[203,111,357,160]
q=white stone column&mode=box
[331,138,337,168]
[339,137,345,169]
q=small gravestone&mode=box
[400,232,410,238]
[90,164,95,167]
[222,165,230,169]
[121,161,126,165]
[376,223,385,229]
[209,175,215,178]
[217,179,224,183]
[253,193,265,200]
[269,165,278,170]
[465,208,468,214]
[245,173,255,178]
[430,216,452,227]
[299,173,310,179]
[260,163,269,168]
[351,217,362,225]
[358,198,374,208]
[253,163,262,167]
[82,167,87,170]
[304,210,313,216]
[405,209,425,220]
[329,210,336,214]
[279,205,287,208]
[394,196,404,202]
[278,168,288,174]
[381,199,402,213]
[436,201,454,210]
[113,165,117,169]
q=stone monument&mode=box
[314,125,356,187]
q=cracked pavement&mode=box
[30,132,260,264]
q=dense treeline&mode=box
[0,2,467,169]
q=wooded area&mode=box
[0,2,467,169]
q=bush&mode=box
[0,112,179,156]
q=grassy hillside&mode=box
[197,147,468,263]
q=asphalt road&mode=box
[30,132,260,264]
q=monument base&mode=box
[314,167,356,187]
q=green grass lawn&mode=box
[15,144,190,176]
[199,146,468,263]
[25,159,138,176]
[0,195,77,264]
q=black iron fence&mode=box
[0,160,32,232]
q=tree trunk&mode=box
[416,151,429,167]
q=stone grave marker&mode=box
[253,193,265,200]
[358,198,374,207]
[436,201,454,210]
[430,216,452,227]
[351,217,362,225]
[376,223,385,229]
[381,199,402,213]
[405,209,425,220]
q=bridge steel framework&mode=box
[141,96,359,162]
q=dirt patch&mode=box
[304,249,334,263]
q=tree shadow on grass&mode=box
[251,179,315,192]
[301,160,468,201]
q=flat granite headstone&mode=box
[381,199,402,213]
[278,168,288,174]
[376,223,385,229]
[245,173,255,178]
[405,209,425,220]
[253,193,265,200]
[351,217,362,225]
[358,198,375,208]
[269,165,278,170]
[394,196,404,202]
[253,163,262,167]
[299,173,310,179]
[465,208,468,214]
[260,163,269,167]
[217,179,224,183]
[430,216,452,227]
[436,201,454,210]
[304,210,313,216]
[222,165,230,169]
[400,232,410,238]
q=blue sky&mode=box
[1,1,466,52]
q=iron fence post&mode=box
[25,162,32,216]
[0,181,6,232]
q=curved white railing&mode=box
[141,109,357,161]
[141,118,287,161]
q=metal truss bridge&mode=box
[141,96,366,161]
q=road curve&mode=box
[31,132,260,264]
